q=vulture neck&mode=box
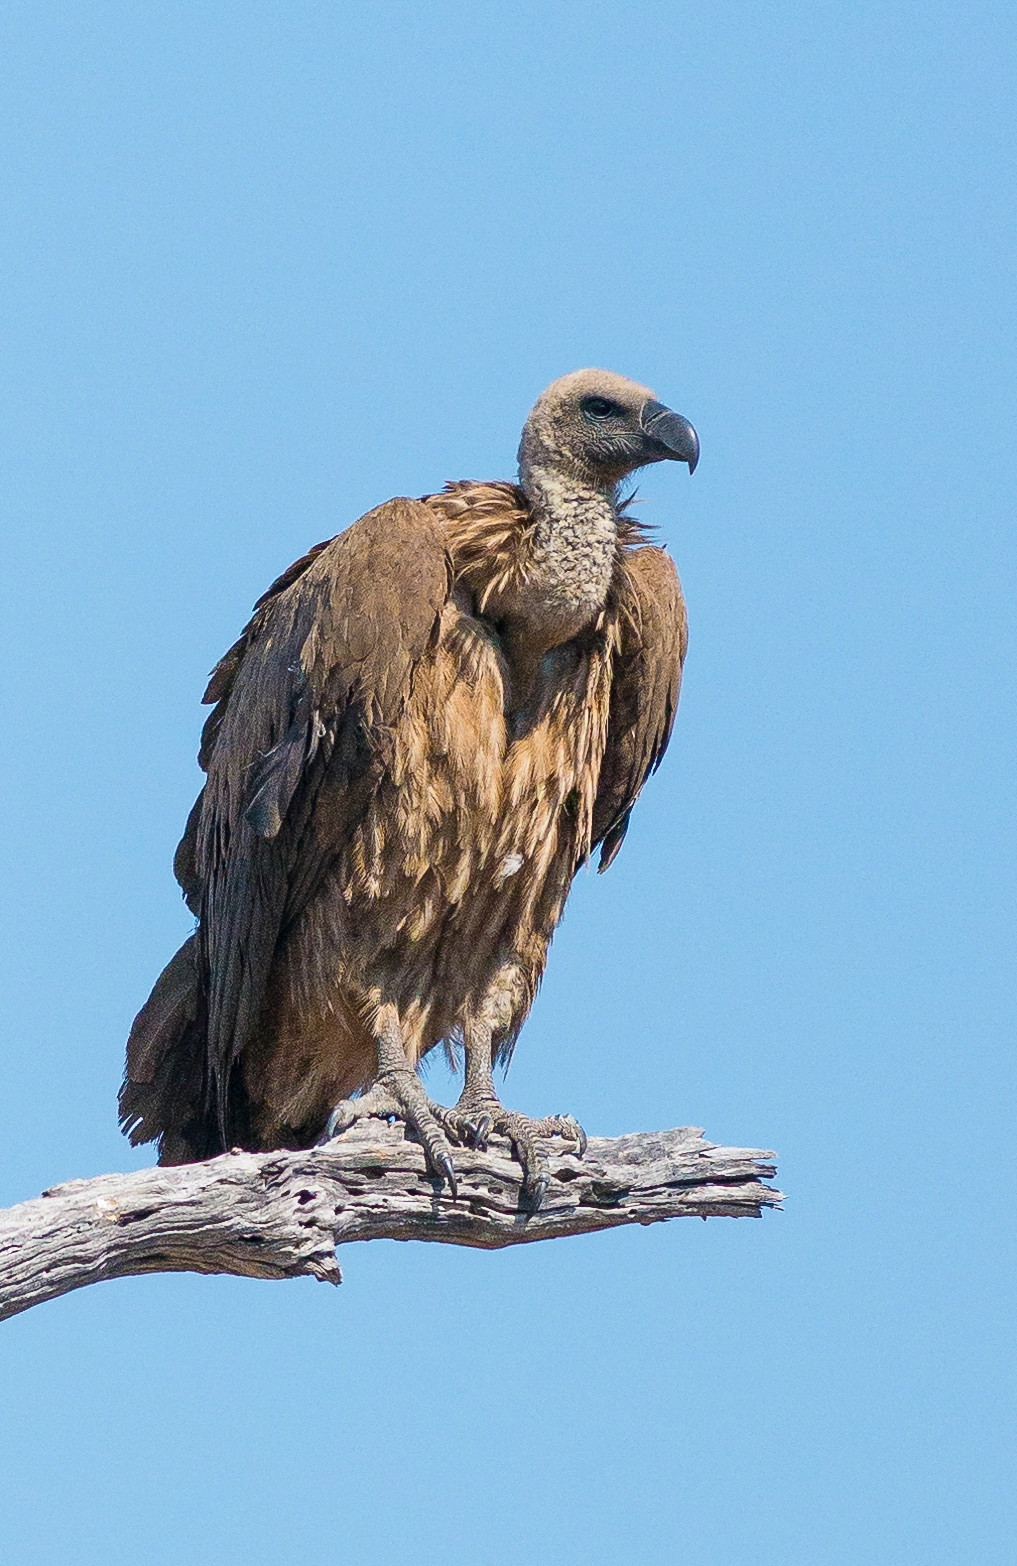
[518,457,619,635]
[499,454,619,717]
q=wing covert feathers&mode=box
[592,545,687,871]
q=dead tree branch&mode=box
[0,1122,781,1321]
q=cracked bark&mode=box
[0,1122,781,1322]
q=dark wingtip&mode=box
[597,812,631,872]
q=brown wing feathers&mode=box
[196,499,451,1140]
[122,499,451,1155]
[592,546,687,871]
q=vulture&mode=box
[120,369,699,1204]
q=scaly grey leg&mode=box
[320,1003,459,1198]
[435,1012,586,1209]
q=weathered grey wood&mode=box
[0,1123,781,1321]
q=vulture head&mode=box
[518,369,700,492]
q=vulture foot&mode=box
[436,1096,586,1210]
[321,1072,459,1200]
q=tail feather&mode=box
[119,935,218,1164]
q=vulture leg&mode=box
[321,1002,459,1198]
[437,1015,586,1210]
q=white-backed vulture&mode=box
[120,370,699,1204]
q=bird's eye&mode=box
[581,396,622,420]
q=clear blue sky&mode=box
[1,3,1013,1562]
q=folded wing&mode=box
[183,498,450,1144]
[592,546,688,871]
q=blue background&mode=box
[1,4,1013,1561]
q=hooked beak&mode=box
[640,400,700,473]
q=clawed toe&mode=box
[430,1106,493,1152]
[319,1081,584,1212]
[319,1108,346,1145]
[464,1113,492,1150]
[439,1094,586,1211]
[545,1114,587,1157]
[434,1149,458,1202]
[319,1079,459,1199]
[318,1082,398,1144]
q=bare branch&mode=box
[0,1123,781,1321]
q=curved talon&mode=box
[550,1113,587,1156]
[320,1080,458,1205]
[321,1104,353,1142]
[468,1114,492,1151]
[435,1152,458,1201]
[437,1092,584,1213]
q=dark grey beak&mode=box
[640,400,700,473]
